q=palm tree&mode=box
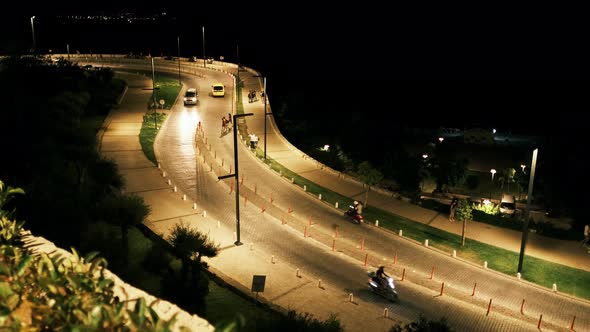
[100,194,150,266]
[167,222,220,282]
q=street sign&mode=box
[251,275,266,293]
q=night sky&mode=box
[2,3,588,133]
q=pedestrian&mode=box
[221,116,227,132]
[227,113,232,124]
[251,90,257,102]
[261,91,265,100]
[248,91,253,103]
[449,197,458,222]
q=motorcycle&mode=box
[344,205,364,224]
[367,271,399,302]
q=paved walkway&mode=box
[98,67,590,332]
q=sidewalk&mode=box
[238,69,590,273]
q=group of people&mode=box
[248,90,264,103]
[221,113,232,134]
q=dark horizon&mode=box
[2,7,588,137]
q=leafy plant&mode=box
[472,201,499,215]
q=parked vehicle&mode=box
[499,193,516,216]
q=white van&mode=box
[211,83,225,97]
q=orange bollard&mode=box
[229,182,234,194]
[401,268,406,281]
[244,194,248,205]
[520,299,525,315]
[440,282,445,296]
[282,214,286,224]
[254,183,257,194]
[240,175,243,185]
[270,195,274,204]
[364,253,368,266]
[261,204,266,214]
[472,282,477,296]
[486,298,492,316]
[335,226,339,238]
[288,207,293,214]
[229,165,232,174]
[361,238,365,250]
[308,215,312,225]
[537,314,543,330]
[394,251,398,265]
[332,239,335,252]
[430,266,435,279]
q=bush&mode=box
[472,201,499,215]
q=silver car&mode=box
[183,88,198,105]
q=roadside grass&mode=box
[139,112,168,165]
[152,74,182,109]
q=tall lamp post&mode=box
[202,26,206,68]
[517,148,538,273]
[177,36,181,84]
[151,57,158,129]
[30,16,36,52]
[253,75,270,159]
[218,113,254,246]
[490,169,497,199]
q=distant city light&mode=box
[422,154,428,159]
[321,144,330,152]
[438,137,444,143]
[492,128,497,134]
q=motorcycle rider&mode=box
[353,200,363,215]
[376,265,389,288]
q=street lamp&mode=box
[438,137,444,143]
[202,26,206,68]
[218,113,254,246]
[177,36,181,85]
[30,16,36,52]
[151,57,158,129]
[254,75,270,159]
[520,164,526,173]
[490,169,496,182]
[518,148,538,273]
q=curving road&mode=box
[82,56,589,332]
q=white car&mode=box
[184,88,198,105]
[499,193,516,216]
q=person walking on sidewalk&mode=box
[221,116,228,133]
